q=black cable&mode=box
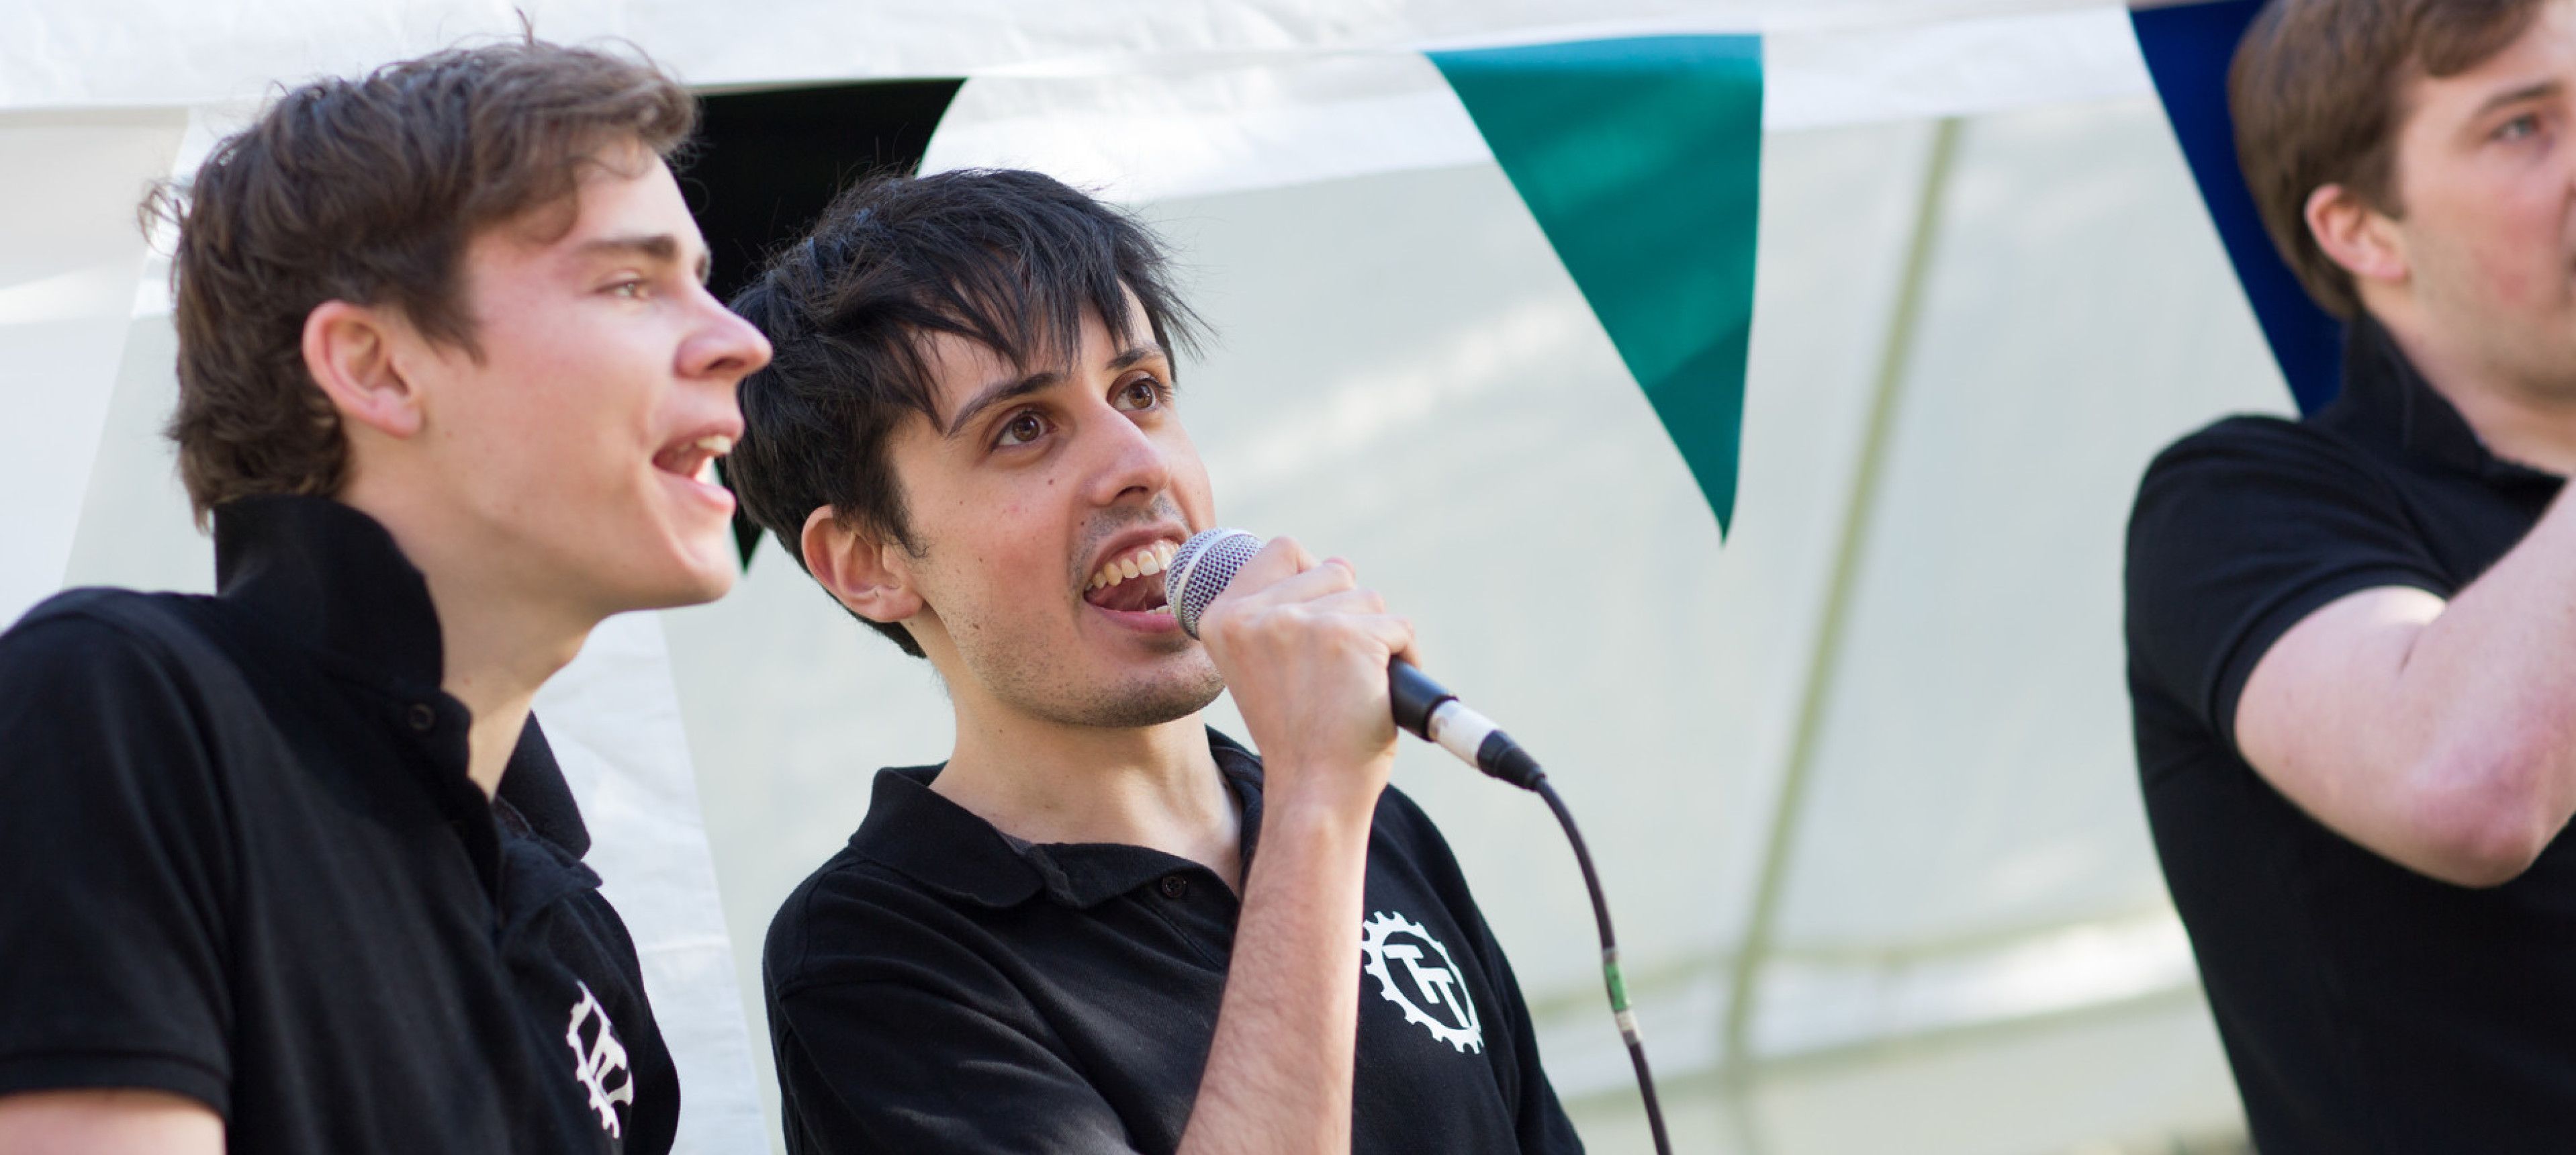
[1530,774,1672,1155]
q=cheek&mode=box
[2407,209,2534,312]
[2469,229,2548,309]
[1168,451,1215,521]
[2457,184,2571,307]
[2490,268,2539,308]
[484,320,663,486]
[455,377,623,496]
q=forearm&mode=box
[1177,796,1373,1155]
[2252,487,2576,882]
[0,1089,226,1154]
[2389,492,2576,821]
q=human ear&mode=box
[301,300,423,439]
[801,506,925,625]
[2305,183,2408,287]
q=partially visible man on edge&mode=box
[2127,1,2576,1148]
[0,40,770,1154]
[725,169,1581,1154]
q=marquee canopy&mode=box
[3,3,2289,1151]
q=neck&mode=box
[2378,306,2576,475]
[933,684,1240,887]
[338,483,595,799]
[433,587,589,799]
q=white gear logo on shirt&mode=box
[565,980,635,1137]
[1361,910,1483,1053]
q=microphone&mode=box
[1167,528,1674,1153]
[1164,528,1545,791]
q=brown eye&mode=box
[1115,375,1162,411]
[997,410,1048,447]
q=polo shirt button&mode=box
[406,703,436,733]
[1158,874,1189,899]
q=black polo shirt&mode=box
[764,731,1581,1154]
[2127,317,2576,1152]
[0,495,676,1154]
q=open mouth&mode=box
[1083,540,1178,616]
[653,433,734,487]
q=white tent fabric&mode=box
[5,3,2289,1152]
[7,0,2150,112]
[911,6,2150,203]
[0,109,185,631]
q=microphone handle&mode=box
[1388,659,1451,741]
[1388,659,1545,792]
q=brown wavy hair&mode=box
[145,38,696,521]
[2232,0,2545,318]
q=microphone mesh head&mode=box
[1167,528,1262,639]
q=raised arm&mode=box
[2237,488,2576,886]
[1180,538,1414,1155]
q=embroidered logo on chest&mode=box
[1361,910,1484,1053]
[565,980,636,1138]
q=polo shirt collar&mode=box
[2324,314,2561,484]
[500,717,592,858]
[214,494,445,689]
[854,729,1264,911]
[210,494,589,856]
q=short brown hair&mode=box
[2231,0,2545,318]
[148,39,696,520]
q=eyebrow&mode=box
[940,343,1171,440]
[2473,80,2561,121]
[943,370,1062,439]
[572,233,712,284]
[1109,342,1167,372]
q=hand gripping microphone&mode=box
[1164,528,1544,790]
[1162,526,1675,1155]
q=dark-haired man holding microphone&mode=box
[2126,0,2576,1149]
[728,168,1579,1153]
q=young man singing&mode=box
[2127,0,2576,1148]
[727,169,1581,1154]
[0,41,770,1153]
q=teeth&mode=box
[1089,541,1181,592]
[662,433,733,483]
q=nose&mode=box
[681,285,774,384]
[1083,396,1172,509]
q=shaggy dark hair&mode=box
[2232,0,2546,318]
[146,38,697,521]
[727,169,1204,657]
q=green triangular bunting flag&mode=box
[1431,36,1763,535]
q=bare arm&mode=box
[1179,539,1414,1155]
[2238,489,2576,887]
[0,1089,223,1154]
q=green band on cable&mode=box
[1604,959,1632,1013]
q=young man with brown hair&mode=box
[727,169,1579,1154]
[0,40,769,1154]
[2127,0,2576,1147]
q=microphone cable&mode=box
[1528,767,1672,1155]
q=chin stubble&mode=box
[991,651,1228,731]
